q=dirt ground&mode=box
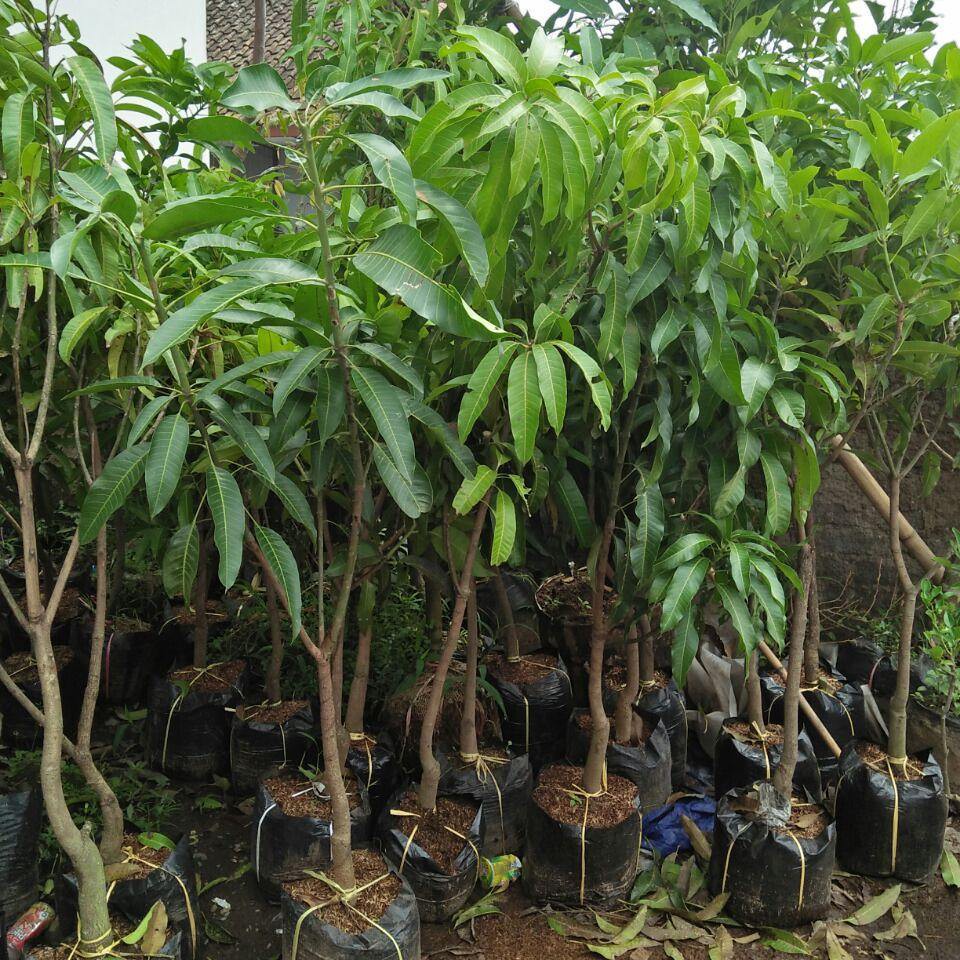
[175,792,959,960]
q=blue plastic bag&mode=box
[642,794,715,857]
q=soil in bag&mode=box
[76,617,161,705]
[145,661,248,780]
[6,584,87,655]
[55,833,201,959]
[27,915,186,960]
[636,673,687,789]
[565,708,671,810]
[437,743,533,857]
[0,781,41,922]
[486,652,572,771]
[280,848,420,960]
[230,700,318,796]
[522,764,641,907]
[345,731,400,820]
[707,787,836,927]
[252,771,372,903]
[378,788,481,923]
[714,719,822,801]
[760,661,863,781]
[835,741,947,882]
[0,647,84,748]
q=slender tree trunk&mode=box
[264,577,283,702]
[493,570,520,661]
[887,474,916,763]
[418,497,491,810]
[16,469,112,949]
[746,650,765,731]
[426,578,444,654]
[193,536,209,669]
[940,672,957,797]
[332,629,344,725]
[803,515,820,687]
[615,625,640,743]
[771,541,814,799]
[638,613,655,682]
[344,582,374,735]
[252,0,266,64]
[459,591,480,758]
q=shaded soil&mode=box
[533,765,637,827]
[393,790,479,873]
[237,699,310,724]
[726,720,784,746]
[574,709,655,746]
[119,832,171,879]
[857,740,925,780]
[5,646,74,684]
[283,848,401,935]
[263,771,361,819]
[165,601,229,627]
[488,652,560,686]
[169,659,245,692]
[535,571,616,624]
[109,616,152,633]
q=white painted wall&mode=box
[55,0,207,78]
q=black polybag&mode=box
[145,666,248,780]
[565,709,671,811]
[0,786,41,921]
[230,704,319,796]
[91,622,164,705]
[251,777,373,903]
[713,720,822,802]
[522,769,642,906]
[835,640,928,697]
[707,787,836,927]
[0,648,85,748]
[280,866,421,960]
[27,931,186,959]
[637,679,687,789]
[759,662,863,781]
[378,791,481,923]
[345,732,401,820]
[486,654,572,771]
[437,746,533,856]
[835,742,947,882]
[56,835,201,959]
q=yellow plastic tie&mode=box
[785,830,806,910]
[885,759,900,871]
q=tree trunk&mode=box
[332,629,344,725]
[887,474,916,763]
[252,0,266,64]
[803,515,820,687]
[15,468,112,950]
[493,570,520,661]
[317,652,356,889]
[264,576,283,702]
[459,590,480,759]
[746,649,765,731]
[418,497,490,811]
[615,625,640,743]
[192,536,209,669]
[940,672,957,797]
[638,613,655,682]
[344,581,375,735]
[771,540,814,800]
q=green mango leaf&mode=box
[453,465,497,516]
[221,62,297,112]
[143,195,279,241]
[254,524,302,638]
[352,365,416,481]
[373,443,432,519]
[204,396,276,483]
[273,346,329,414]
[78,444,150,544]
[162,522,199,600]
[491,490,517,566]
[507,351,542,466]
[661,558,710,630]
[348,133,418,222]
[2,90,34,179]
[67,56,117,163]
[415,180,489,286]
[267,473,317,542]
[206,466,245,589]
[145,414,189,517]
[531,343,567,433]
[59,306,110,363]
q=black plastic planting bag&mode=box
[565,710,671,811]
[96,623,162,704]
[487,655,573,770]
[56,835,201,959]
[230,705,319,796]
[252,779,373,903]
[637,680,687,788]
[27,930,186,960]
[714,721,822,802]
[835,743,947,882]
[522,779,642,907]
[437,746,533,856]
[145,666,248,780]
[280,869,420,960]
[378,795,482,923]
[835,641,928,697]
[708,789,836,927]
[0,786,40,921]
[346,732,400,820]
[0,649,85,748]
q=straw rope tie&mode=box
[390,808,481,888]
[885,759,900,871]
[460,751,508,855]
[350,731,376,789]
[160,661,234,770]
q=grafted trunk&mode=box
[264,577,283,702]
[493,570,520,661]
[771,540,814,800]
[459,591,480,758]
[418,497,491,811]
[192,536,210,669]
[615,625,640,743]
[344,580,375,735]
[745,650,765,731]
[887,474,915,763]
[803,515,820,687]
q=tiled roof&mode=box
[206,0,299,89]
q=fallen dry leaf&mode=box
[141,900,168,956]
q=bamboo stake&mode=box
[757,639,843,759]
[829,436,943,580]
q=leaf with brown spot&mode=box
[663,942,685,960]
[141,900,169,955]
[845,884,901,926]
[873,908,918,942]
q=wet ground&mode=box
[178,791,959,960]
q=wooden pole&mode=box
[757,639,843,759]
[829,436,943,580]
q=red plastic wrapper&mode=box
[6,902,55,955]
